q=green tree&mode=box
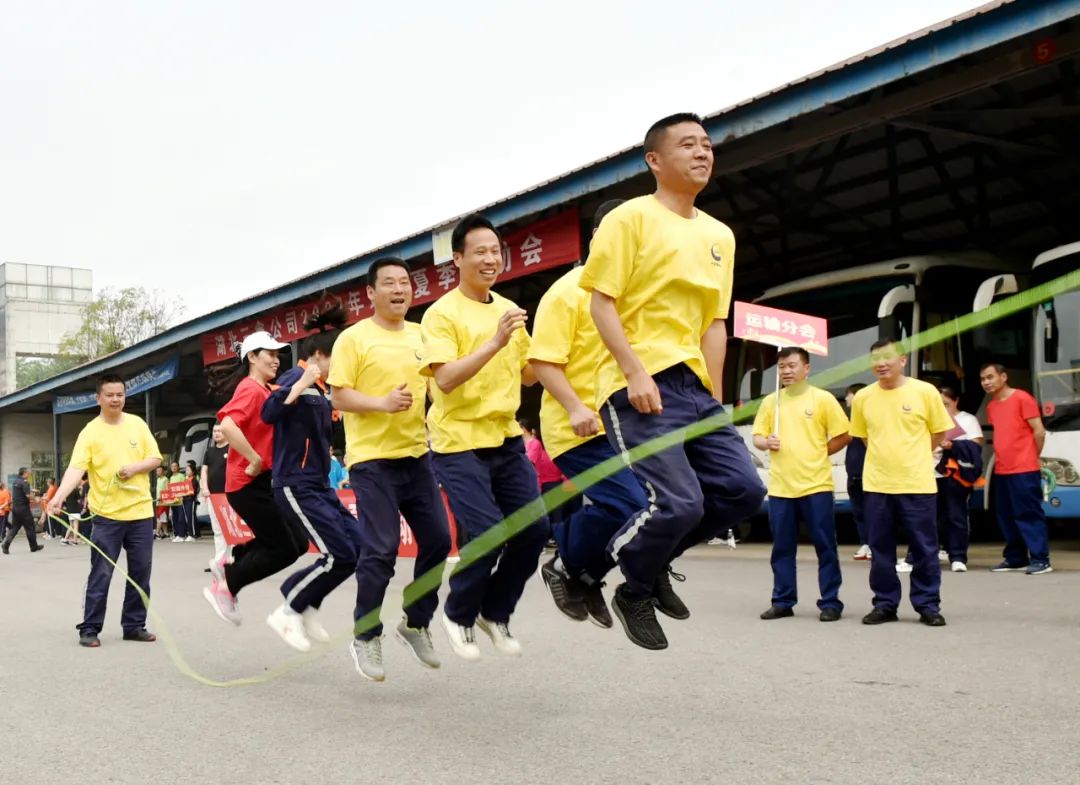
[15,355,83,388]
[60,287,185,361]
[14,287,185,390]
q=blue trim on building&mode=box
[2,0,1077,411]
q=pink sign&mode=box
[733,301,829,356]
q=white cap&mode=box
[238,330,288,359]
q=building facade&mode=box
[0,263,92,395]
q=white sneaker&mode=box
[440,612,480,661]
[301,608,331,643]
[171,536,183,543]
[853,544,871,561]
[266,605,311,652]
[938,550,949,563]
[476,616,523,657]
[184,536,196,543]
[951,561,968,572]
[895,560,913,574]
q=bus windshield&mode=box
[737,276,910,403]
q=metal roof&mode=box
[2,0,1078,412]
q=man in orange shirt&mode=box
[0,483,11,539]
[40,478,59,539]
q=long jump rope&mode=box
[40,267,1080,687]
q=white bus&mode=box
[973,242,1080,521]
[733,252,1023,521]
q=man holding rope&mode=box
[48,373,163,648]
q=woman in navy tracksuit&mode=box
[261,306,363,652]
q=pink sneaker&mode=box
[208,554,230,584]
[202,579,242,626]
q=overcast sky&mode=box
[1,0,981,322]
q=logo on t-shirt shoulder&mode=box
[902,404,913,413]
[804,408,814,418]
[710,243,724,266]
[129,439,138,447]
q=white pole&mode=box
[774,361,781,436]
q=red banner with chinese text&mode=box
[201,210,581,365]
[158,480,194,504]
[208,490,459,559]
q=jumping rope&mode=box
[45,266,1080,687]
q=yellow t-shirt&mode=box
[420,287,531,454]
[327,318,429,466]
[578,195,734,407]
[752,384,849,498]
[69,413,162,521]
[848,378,953,494]
[526,266,609,460]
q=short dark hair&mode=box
[451,214,500,255]
[644,112,704,153]
[846,383,867,396]
[980,362,1007,375]
[777,346,810,364]
[593,199,624,231]
[870,339,901,353]
[96,373,125,392]
[18,467,28,477]
[367,256,410,289]
[939,386,959,402]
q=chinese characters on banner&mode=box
[200,210,582,365]
[157,480,194,504]
[733,301,830,356]
[208,491,459,559]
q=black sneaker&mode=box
[653,566,689,620]
[760,605,794,620]
[989,561,1028,572]
[918,612,947,627]
[540,557,588,622]
[79,633,101,648]
[31,545,44,552]
[1,545,8,555]
[612,584,668,650]
[862,608,899,625]
[123,629,157,642]
[819,607,842,623]
[582,582,613,629]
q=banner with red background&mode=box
[201,209,581,366]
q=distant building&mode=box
[0,263,93,395]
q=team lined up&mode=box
[38,112,1050,668]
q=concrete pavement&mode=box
[2,537,1078,785]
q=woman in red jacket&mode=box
[203,331,309,625]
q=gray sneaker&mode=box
[395,619,441,669]
[349,636,385,682]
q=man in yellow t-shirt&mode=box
[579,112,766,651]
[752,347,850,622]
[328,257,452,681]
[49,373,163,648]
[528,199,650,629]
[420,213,547,662]
[849,339,953,627]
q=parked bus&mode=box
[973,242,1080,521]
[732,252,1023,522]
